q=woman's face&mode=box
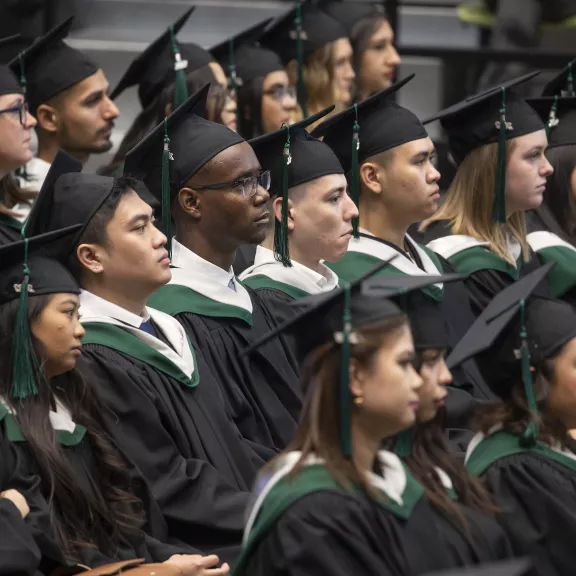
[261,70,298,134]
[0,93,36,177]
[351,322,423,440]
[546,337,576,429]
[31,294,85,379]
[570,164,576,207]
[505,130,554,214]
[220,93,238,132]
[359,20,401,98]
[331,38,356,107]
[415,349,451,423]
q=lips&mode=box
[341,229,353,237]
[255,211,270,224]
[158,250,169,263]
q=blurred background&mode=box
[3,0,575,177]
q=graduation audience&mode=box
[3,3,576,574]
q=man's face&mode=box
[94,190,171,298]
[284,174,358,263]
[50,69,119,156]
[184,141,271,249]
[368,137,441,223]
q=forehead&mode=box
[394,137,434,158]
[295,173,347,196]
[333,38,352,58]
[263,70,290,90]
[110,189,151,223]
[202,141,260,183]
[0,92,23,108]
[511,129,548,151]
[371,19,394,42]
[66,68,108,100]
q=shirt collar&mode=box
[79,289,150,328]
[172,239,236,289]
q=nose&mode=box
[428,163,441,184]
[74,320,85,340]
[345,61,356,81]
[103,96,120,120]
[253,183,270,205]
[343,192,359,220]
[541,155,554,177]
[388,45,401,67]
[25,109,37,129]
[410,365,424,391]
[439,359,453,386]
[283,92,298,111]
[153,225,168,248]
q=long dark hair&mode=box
[236,75,265,140]
[99,64,228,177]
[0,174,35,216]
[536,144,576,244]
[403,414,499,530]
[260,315,408,496]
[0,294,145,562]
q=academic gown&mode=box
[233,451,510,576]
[76,295,260,563]
[466,430,576,576]
[147,241,301,453]
[0,400,195,572]
[525,211,576,308]
[0,429,42,576]
[0,213,23,246]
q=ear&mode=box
[272,196,296,231]
[76,243,104,275]
[35,103,60,134]
[349,357,366,399]
[178,187,202,220]
[359,161,384,196]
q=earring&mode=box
[353,396,363,405]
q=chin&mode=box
[248,229,268,245]
[90,139,114,154]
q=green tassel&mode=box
[10,238,39,400]
[493,86,507,224]
[161,119,173,258]
[518,299,538,444]
[393,429,412,459]
[227,38,242,96]
[17,52,30,182]
[295,3,308,118]
[546,95,559,139]
[566,60,575,97]
[350,104,360,239]
[273,124,292,267]
[169,25,189,108]
[339,281,352,458]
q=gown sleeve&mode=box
[246,491,406,576]
[482,453,576,576]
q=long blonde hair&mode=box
[421,140,529,264]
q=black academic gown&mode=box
[0,434,42,576]
[77,339,256,564]
[150,285,302,453]
[0,214,23,246]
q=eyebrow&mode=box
[412,150,431,161]
[232,167,261,181]
[81,89,105,104]
[59,299,79,308]
[127,213,152,227]
[326,186,346,195]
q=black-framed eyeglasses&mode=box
[262,85,297,102]
[194,170,271,198]
[0,101,29,126]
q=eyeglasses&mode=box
[262,85,297,102]
[0,101,29,126]
[194,170,271,198]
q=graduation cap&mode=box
[210,18,274,92]
[24,150,120,253]
[248,106,343,266]
[8,17,99,114]
[320,1,385,35]
[259,1,347,116]
[445,262,554,443]
[0,225,82,400]
[526,96,576,148]
[542,58,576,98]
[123,84,244,256]
[312,74,424,237]
[0,34,23,96]
[109,7,196,109]
[242,257,402,457]
[423,72,544,224]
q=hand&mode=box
[0,489,30,518]
[165,554,230,576]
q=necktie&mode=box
[228,277,236,292]
[139,319,159,338]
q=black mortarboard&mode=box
[0,225,82,400]
[445,263,554,442]
[24,150,120,252]
[423,72,544,223]
[0,34,23,96]
[123,84,244,255]
[9,18,99,114]
[242,258,402,457]
[249,106,343,266]
[260,1,347,116]
[209,18,273,91]
[423,558,532,576]
[109,7,196,109]
[526,96,576,149]
[320,1,385,34]
[542,58,576,98]
[312,74,424,236]
[229,45,284,87]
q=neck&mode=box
[175,229,235,272]
[351,420,381,475]
[83,280,148,317]
[37,142,89,166]
[360,196,410,249]
[261,233,274,251]
[289,240,323,274]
